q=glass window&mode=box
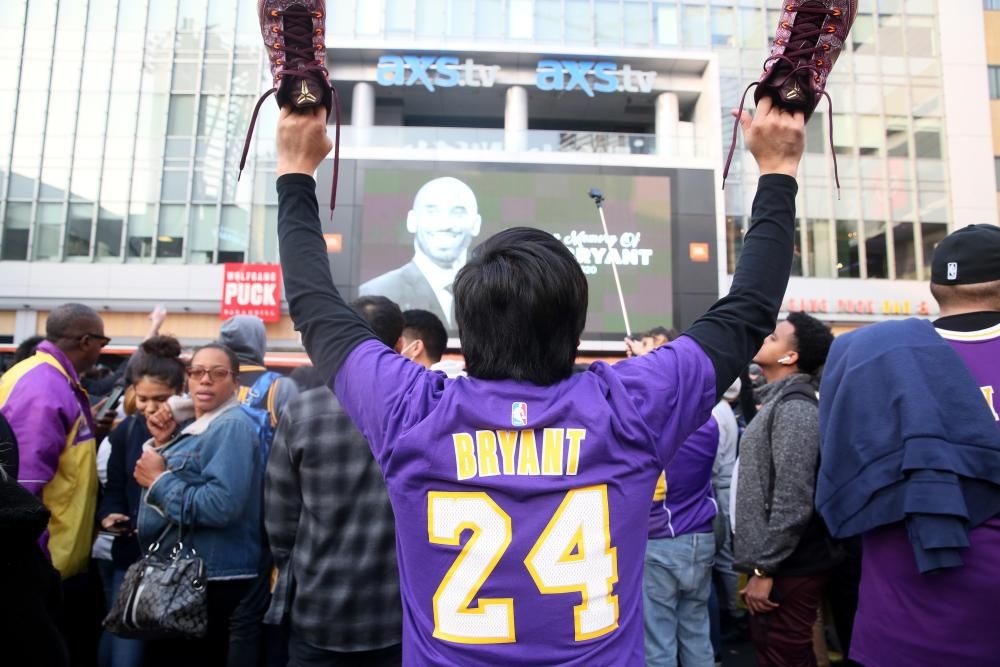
[655,6,679,46]
[476,0,503,39]
[807,219,835,278]
[919,190,948,223]
[565,0,593,44]
[126,204,155,260]
[189,204,217,264]
[536,0,563,42]
[851,13,875,51]
[327,0,355,37]
[250,204,278,262]
[996,156,1000,191]
[2,203,32,260]
[220,206,250,254]
[711,7,735,47]
[356,1,384,35]
[623,1,649,46]
[739,8,764,48]
[682,5,709,47]
[417,0,446,36]
[508,0,533,39]
[858,115,883,156]
[921,222,948,275]
[167,94,196,135]
[65,203,94,258]
[202,61,229,93]
[595,0,623,46]
[448,0,474,38]
[386,0,416,33]
[836,219,861,278]
[172,61,199,91]
[792,218,803,277]
[95,208,123,259]
[805,112,826,155]
[725,215,749,274]
[162,170,190,201]
[864,220,889,278]
[885,117,909,158]
[990,67,1000,100]
[177,0,205,32]
[892,222,917,279]
[914,129,942,159]
[832,114,856,155]
[157,204,185,258]
[34,203,66,261]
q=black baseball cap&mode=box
[930,224,1000,286]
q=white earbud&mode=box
[777,356,792,365]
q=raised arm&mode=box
[685,98,804,399]
[274,107,376,384]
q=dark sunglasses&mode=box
[186,367,234,382]
[77,332,112,347]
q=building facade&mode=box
[0,0,996,351]
[987,0,1000,219]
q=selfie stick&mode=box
[588,188,632,337]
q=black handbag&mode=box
[103,522,208,639]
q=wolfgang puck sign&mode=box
[221,263,283,323]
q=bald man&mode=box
[359,177,482,327]
[0,303,112,578]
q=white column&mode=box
[504,86,528,153]
[351,82,375,127]
[14,310,38,345]
[655,92,680,158]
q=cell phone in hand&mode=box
[97,385,126,422]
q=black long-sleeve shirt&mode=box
[276,172,797,399]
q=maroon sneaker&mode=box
[723,1,857,191]
[239,0,342,211]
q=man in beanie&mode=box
[816,224,1000,666]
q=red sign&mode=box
[221,263,283,323]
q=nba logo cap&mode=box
[930,224,1000,286]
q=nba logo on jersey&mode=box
[511,402,528,427]
[948,262,958,280]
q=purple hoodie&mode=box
[648,416,720,539]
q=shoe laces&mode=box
[722,3,842,195]
[238,6,342,215]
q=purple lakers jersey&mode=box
[335,337,716,666]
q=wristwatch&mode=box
[753,567,770,578]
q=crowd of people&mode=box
[2,38,999,667]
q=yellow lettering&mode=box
[982,386,999,421]
[542,428,565,476]
[476,431,501,477]
[497,430,518,475]
[652,472,667,502]
[565,429,585,476]
[453,433,478,480]
[516,430,540,475]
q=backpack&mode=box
[764,381,844,574]
[238,371,282,470]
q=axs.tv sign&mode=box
[376,55,657,97]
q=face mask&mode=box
[400,339,420,360]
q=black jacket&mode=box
[97,415,149,567]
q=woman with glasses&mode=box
[132,343,262,667]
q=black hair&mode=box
[131,336,186,392]
[191,343,240,376]
[454,227,587,385]
[350,296,404,349]
[45,303,101,341]
[646,326,679,342]
[13,335,45,364]
[786,312,834,376]
[402,309,448,363]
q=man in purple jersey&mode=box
[273,100,805,666]
[643,417,720,667]
[818,224,1000,666]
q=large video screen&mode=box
[356,164,673,340]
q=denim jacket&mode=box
[138,398,261,579]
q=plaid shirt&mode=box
[264,386,401,651]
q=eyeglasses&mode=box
[77,332,112,348]
[186,367,234,382]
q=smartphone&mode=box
[112,517,131,529]
[97,385,126,421]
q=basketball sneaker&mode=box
[723,1,857,190]
[240,0,342,211]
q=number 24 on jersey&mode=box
[428,484,619,644]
